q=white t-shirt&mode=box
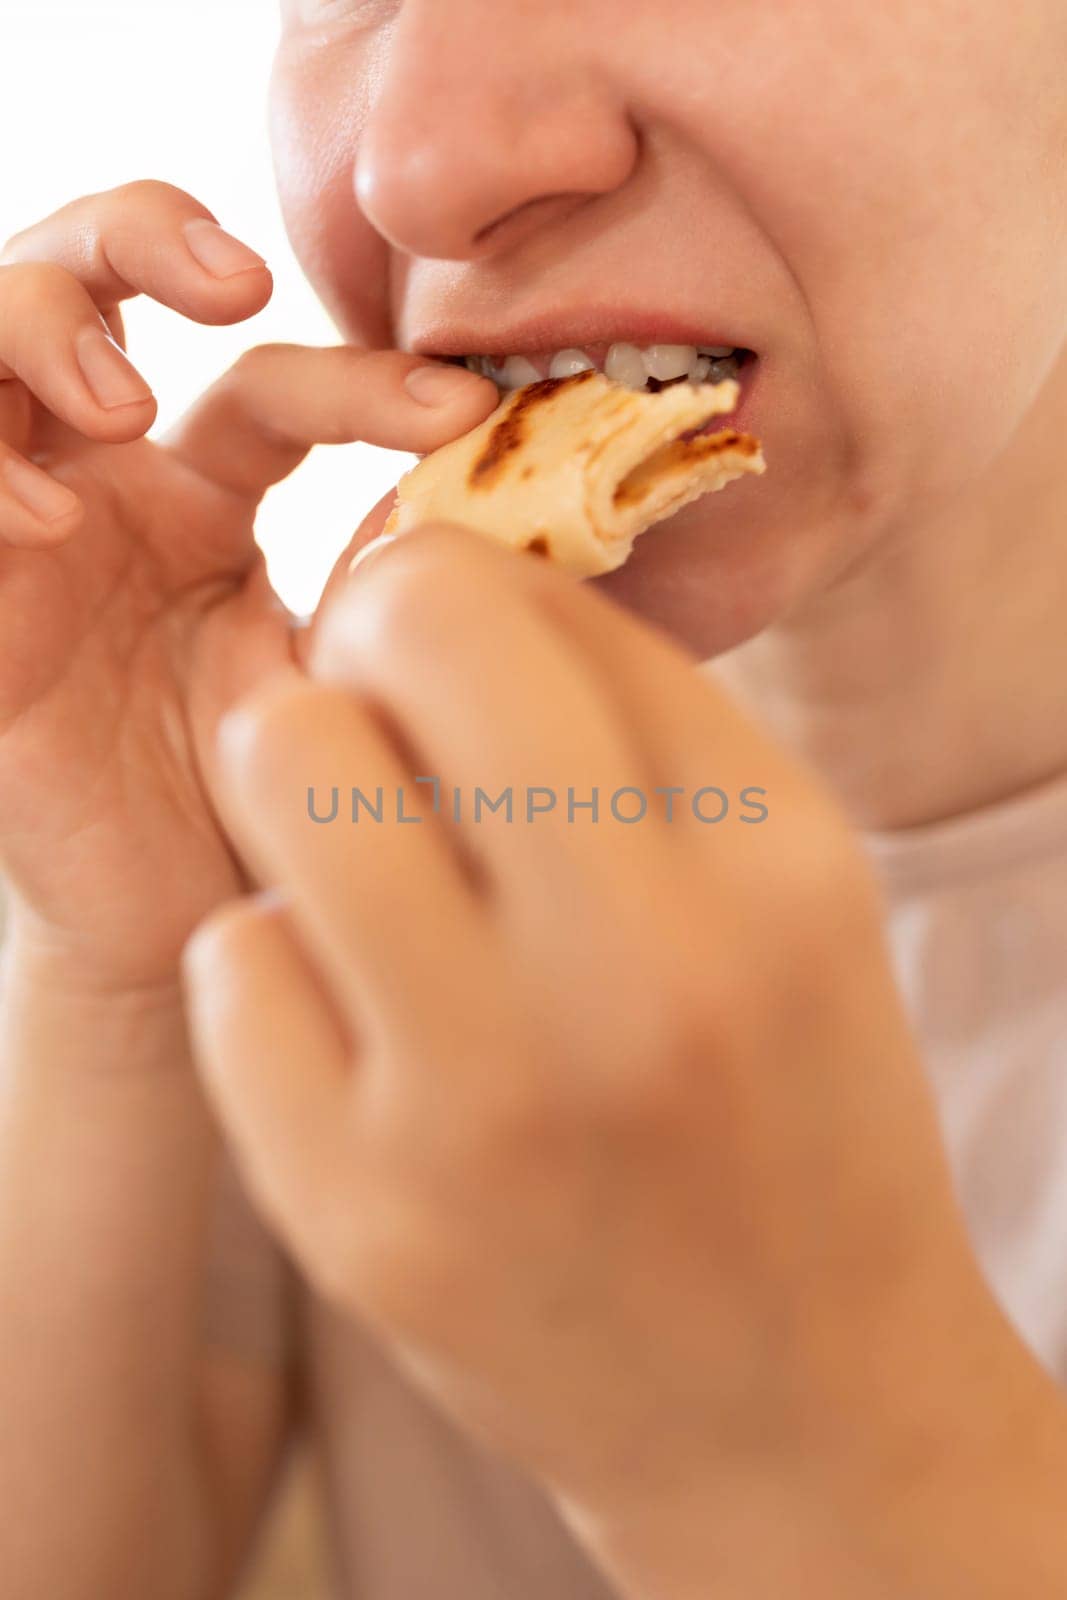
[201,769,1067,1593]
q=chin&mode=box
[592,486,821,660]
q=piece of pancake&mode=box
[382,368,765,576]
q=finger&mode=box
[0,263,157,443]
[0,378,33,455]
[515,554,812,816]
[101,304,126,350]
[1,180,271,327]
[330,486,400,604]
[211,671,488,1041]
[347,518,800,810]
[309,522,658,910]
[293,485,400,671]
[160,345,498,506]
[183,894,351,1263]
[186,561,302,799]
[0,438,84,547]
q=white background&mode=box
[0,1,413,614]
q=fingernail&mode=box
[404,363,489,407]
[76,327,154,410]
[183,218,267,279]
[348,534,399,577]
[1,455,81,523]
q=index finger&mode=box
[0,179,271,326]
[160,345,498,504]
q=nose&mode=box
[354,3,639,261]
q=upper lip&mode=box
[404,307,751,361]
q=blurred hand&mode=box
[185,524,999,1549]
[0,183,497,989]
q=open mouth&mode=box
[441,336,758,438]
[440,341,757,437]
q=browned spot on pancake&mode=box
[525,535,551,557]
[468,370,597,491]
[521,465,535,480]
[613,430,761,508]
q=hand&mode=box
[0,185,497,990]
[183,523,1019,1587]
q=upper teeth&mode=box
[497,355,543,388]
[463,342,740,393]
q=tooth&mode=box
[699,345,736,359]
[549,348,596,380]
[642,344,699,382]
[604,342,648,391]
[707,356,740,383]
[687,354,712,383]
[499,355,542,389]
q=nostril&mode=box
[472,192,578,247]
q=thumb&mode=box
[293,484,400,671]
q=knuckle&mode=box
[308,1190,429,1331]
[306,1247,355,1316]
[485,1085,564,1172]
[107,178,203,217]
[610,971,717,1118]
[0,220,66,266]
[230,682,309,765]
[400,520,479,566]
[1,182,202,272]
[224,676,346,788]
[186,895,262,971]
[0,259,75,308]
[300,1187,361,1310]
[782,801,879,929]
[441,1068,572,1194]
[0,381,34,436]
[551,928,722,1123]
[362,562,428,654]
[228,342,291,384]
[355,533,477,651]
[0,227,29,265]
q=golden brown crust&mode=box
[613,429,760,508]
[382,371,765,576]
[469,371,597,489]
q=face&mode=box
[271,0,1067,656]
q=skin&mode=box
[0,183,496,1597]
[2,1,1067,1595]
[0,183,496,985]
[189,525,1067,1599]
[272,0,1067,826]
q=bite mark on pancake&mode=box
[383,368,764,577]
[468,369,597,490]
[613,429,760,508]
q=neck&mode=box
[713,349,1067,833]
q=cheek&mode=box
[672,2,1066,486]
[810,211,1066,533]
[269,39,389,342]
